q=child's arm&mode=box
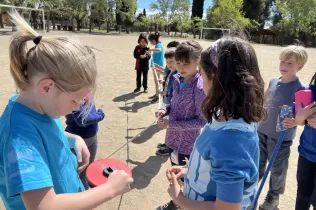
[133,47,140,59]
[153,64,165,75]
[72,107,105,127]
[295,102,316,125]
[169,86,206,130]
[21,170,133,210]
[148,48,161,53]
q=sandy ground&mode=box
[0,32,315,210]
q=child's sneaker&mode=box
[157,143,166,148]
[155,200,180,210]
[155,146,169,156]
[134,88,141,93]
[259,194,279,210]
[144,89,148,93]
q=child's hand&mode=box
[107,170,134,196]
[158,79,164,84]
[166,166,188,182]
[157,118,169,129]
[282,117,296,128]
[74,136,91,173]
[168,172,184,202]
[307,117,316,129]
[140,54,146,59]
[295,102,316,125]
[146,50,151,54]
[156,109,166,119]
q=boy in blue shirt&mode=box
[258,45,307,209]
[156,47,178,156]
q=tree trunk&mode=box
[89,17,92,33]
[106,20,110,33]
[76,18,81,31]
[193,31,196,39]
[0,13,3,28]
[72,18,75,32]
[46,11,50,32]
[52,16,56,30]
[119,25,121,33]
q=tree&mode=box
[191,0,205,18]
[276,0,316,36]
[143,8,146,17]
[116,0,137,33]
[135,15,152,33]
[242,0,265,22]
[191,16,203,38]
[207,0,251,30]
[176,16,191,36]
[150,0,190,34]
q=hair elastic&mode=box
[33,36,42,45]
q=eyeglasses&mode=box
[55,83,88,106]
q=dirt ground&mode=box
[0,32,315,210]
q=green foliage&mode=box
[276,0,316,35]
[207,0,251,29]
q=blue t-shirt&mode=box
[184,119,258,209]
[152,42,164,67]
[298,85,316,163]
[0,95,84,210]
[258,78,305,141]
[163,70,178,106]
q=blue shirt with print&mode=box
[152,42,164,67]
[298,85,316,163]
[0,95,84,210]
[184,119,258,209]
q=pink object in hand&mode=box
[295,90,314,113]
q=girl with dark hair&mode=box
[133,33,151,92]
[148,32,165,103]
[161,37,266,210]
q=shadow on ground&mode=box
[113,92,142,102]
[119,101,151,113]
[128,155,169,190]
[127,123,161,144]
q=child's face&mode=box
[166,57,176,71]
[139,39,147,47]
[200,67,212,95]
[279,56,303,79]
[176,59,199,79]
[40,83,91,118]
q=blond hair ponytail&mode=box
[9,12,39,90]
[8,11,97,93]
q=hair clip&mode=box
[33,36,42,45]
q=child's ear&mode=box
[298,65,304,71]
[37,79,55,96]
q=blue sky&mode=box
[137,0,212,18]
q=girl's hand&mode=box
[75,136,90,173]
[295,102,316,125]
[166,166,188,182]
[140,54,146,59]
[282,117,296,128]
[156,109,166,119]
[168,172,184,202]
[157,117,169,129]
[107,170,134,196]
[307,117,316,129]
